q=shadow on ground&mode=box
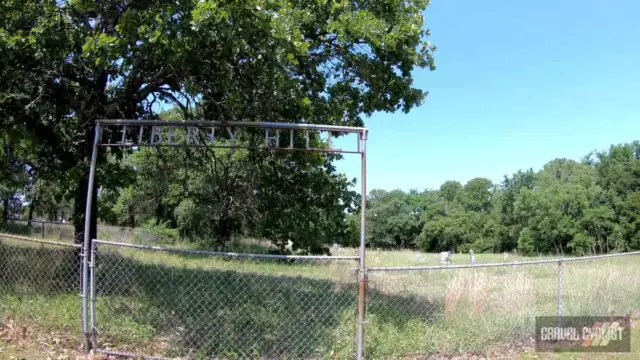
[0,240,79,296]
[95,250,443,359]
[0,240,443,359]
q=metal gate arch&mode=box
[82,120,369,359]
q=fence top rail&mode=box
[8,218,69,225]
[0,232,80,248]
[96,119,368,134]
[94,239,360,261]
[367,250,640,272]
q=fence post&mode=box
[356,130,368,360]
[556,260,563,326]
[82,123,101,352]
[90,239,97,347]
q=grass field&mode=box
[1,233,639,359]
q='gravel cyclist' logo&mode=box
[581,321,625,348]
[535,316,631,352]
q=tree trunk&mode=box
[73,173,98,246]
[217,216,232,250]
[27,195,36,228]
[2,197,8,225]
[155,204,163,226]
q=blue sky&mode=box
[335,0,640,193]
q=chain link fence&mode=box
[0,233,81,341]
[91,240,360,359]
[365,253,640,358]
[2,219,75,241]
[2,219,160,245]
[2,231,639,359]
[560,255,640,317]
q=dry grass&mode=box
[0,314,101,360]
[2,231,640,359]
[364,254,639,357]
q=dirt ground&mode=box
[1,314,638,360]
[0,313,100,360]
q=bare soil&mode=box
[1,314,638,360]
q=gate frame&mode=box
[82,119,369,359]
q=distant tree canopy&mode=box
[0,0,436,253]
[351,142,640,255]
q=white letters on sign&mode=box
[150,126,163,145]
[111,125,340,151]
[209,127,216,145]
[226,127,239,146]
[187,127,200,145]
[167,128,178,145]
[265,129,279,148]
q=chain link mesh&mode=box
[365,254,640,359]
[366,264,551,357]
[561,255,640,317]
[3,219,75,241]
[2,231,638,359]
[92,241,359,359]
[0,233,81,339]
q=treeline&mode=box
[3,131,640,256]
[347,142,640,255]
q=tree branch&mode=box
[157,88,191,119]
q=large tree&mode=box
[365,189,423,249]
[0,0,436,245]
[513,159,614,255]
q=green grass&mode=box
[1,234,639,359]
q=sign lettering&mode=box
[187,127,200,145]
[150,126,163,145]
[167,128,178,145]
[103,124,351,153]
[265,129,279,148]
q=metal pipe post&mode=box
[356,130,368,360]
[90,239,97,346]
[556,260,563,326]
[82,123,101,352]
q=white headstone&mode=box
[440,251,451,265]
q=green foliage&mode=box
[133,220,180,245]
[1,0,436,245]
[3,0,640,257]
[439,180,463,203]
[362,143,640,255]
[420,209,470,252]
[97,124,358,254]
[462,177,493,212]
[365,190,423,249]
[256,153,358,254]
